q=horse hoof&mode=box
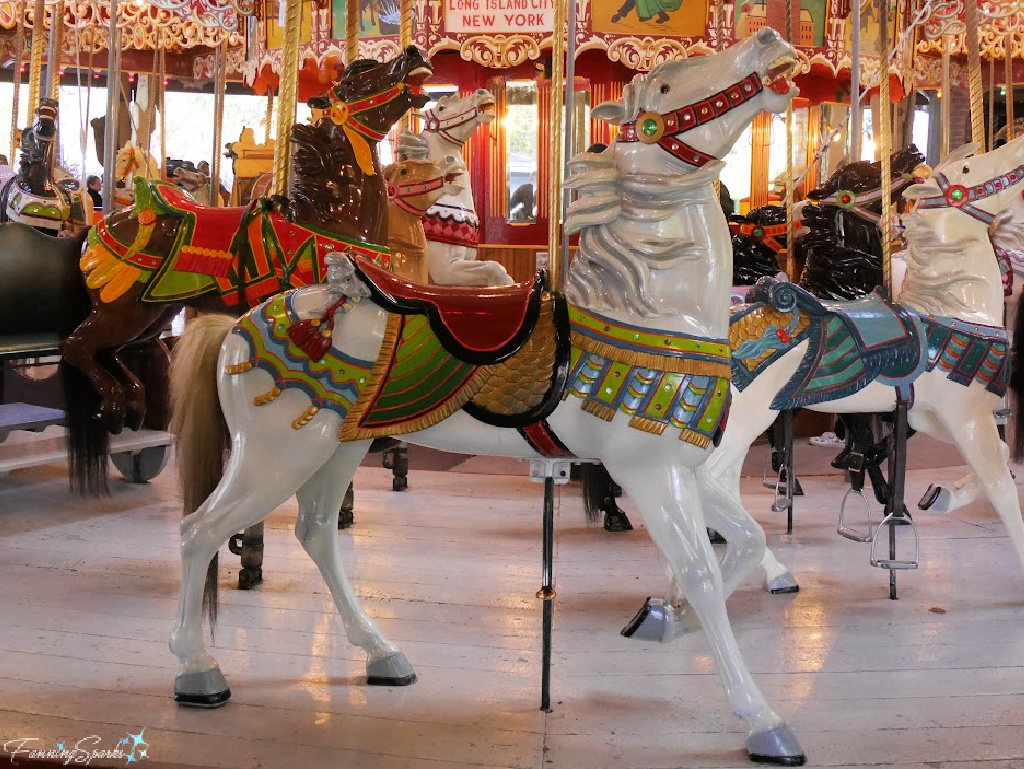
[620,598,690,642]
[124,408,146,432]
[764,571,800,594]
[603,511,633,532]
[366,652,417,686]
[747,723,806,766]
[174,668,231,708]
[238,567,262,591]
[918,484,951,512]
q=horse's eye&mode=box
[660,84,670,94]
[962,164,970,174]
[438,106,445,111]
[400,168,407,175]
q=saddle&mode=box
[339,258,570,439]
[155,183,247,272]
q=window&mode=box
[506,80,538,224]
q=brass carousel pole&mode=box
[964,0,985,144]
[26,0,46,119]
[850,0,861,161]
[1006,34,1014,141]
[346,0,359,65]
[879,1,892,295]
[210,42,227,205]
[264,87,275,144]
[158,31,166,178]
[273,0,302,197]
[398,0,412,130]
[784,0,796,280]
[101,0,122,215]
[10,4,25,161]
[940,34,950,158]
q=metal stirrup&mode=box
[869,513,920,570]
[837,487,875,543]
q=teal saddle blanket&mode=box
[733,279,927,410]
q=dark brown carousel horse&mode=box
[61,47,432,492]
[0,98,90,234]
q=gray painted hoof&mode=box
[919,484,951,513]
[620,598,689,643]
[764,571,800,595]
[747,724,806,766]
[174,668,231,708]
[366,652,417,686]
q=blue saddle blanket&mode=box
[731,279,927,409]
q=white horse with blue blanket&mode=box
[631,137,1024,637]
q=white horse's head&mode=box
[593,28,798,175]
[422,89,495,145]
[115,141,159,182]
[903,136,1024,238]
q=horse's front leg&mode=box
[606,455,805,765]
[61,292,169,433]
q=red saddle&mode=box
[353,256,545,365]
[158,184,247,258]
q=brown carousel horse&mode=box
[61,47,432,493]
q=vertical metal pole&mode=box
[782,410,794,535]
[538,475,555,711]
[1006,36,1015,141]
[265,87,275,144]
[546,0,567,292]
[886,398,909,600]
[10,7,25,161]
[783,0,796,280]
[878,0,892,294]
[44,0,63,101]
[964,0,984,145]
[849,0,860,161]
[210,43,227,206]
[102,0,121,215]
[273,0,302,197]
[559,0,578,275]
[346,0,359,65]
[990,56,996,151]
[26,0,46,120]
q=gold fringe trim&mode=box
[581,399,616,421]
[224,361,252,375]
[82,249,143,303]
[679,429,712,449]
[572,332,731,378]
[340,313,403,441]
[292,406,319,429]
[629,416,667,435]
[253,386,282,406]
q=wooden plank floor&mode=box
[2,443,1024,769]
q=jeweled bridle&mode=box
[422,102,489,145]
[913,163,1024,225]
[387,173,448,215]
[617,72,764,167]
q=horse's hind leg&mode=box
[170,428,340,706]
[934,397,1024,576]
[294,442,416,686]
[609,459,805,764]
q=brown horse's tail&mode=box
[1010,298,1024,462]
[60,230,109,496]
[170,313,235,626]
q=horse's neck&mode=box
[901,223,1004,326]
[387,205,426,258]
[841,212,881,254]
[424,132,476,215]
[571,186,733,339]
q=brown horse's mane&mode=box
[289,121,358,221]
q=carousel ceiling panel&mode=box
[243,0,910,90]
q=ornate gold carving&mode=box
[458,34,541,68]
[606,36,697,70]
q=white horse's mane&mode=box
[898,210,987,315]
[563,151,722,317]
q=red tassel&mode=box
[286,296,348,362]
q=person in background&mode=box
[87,175,102,209]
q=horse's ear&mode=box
[592,99,626,126]
[934,141,981,173]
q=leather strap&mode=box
[915,162,1024,225]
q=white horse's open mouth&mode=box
[765,56,799,95]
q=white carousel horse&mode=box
[168,31,807,765]
[111,140,161,209]
[637,137,1024,639]
[420,89,513,286]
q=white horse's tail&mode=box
[170,313,235,625]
